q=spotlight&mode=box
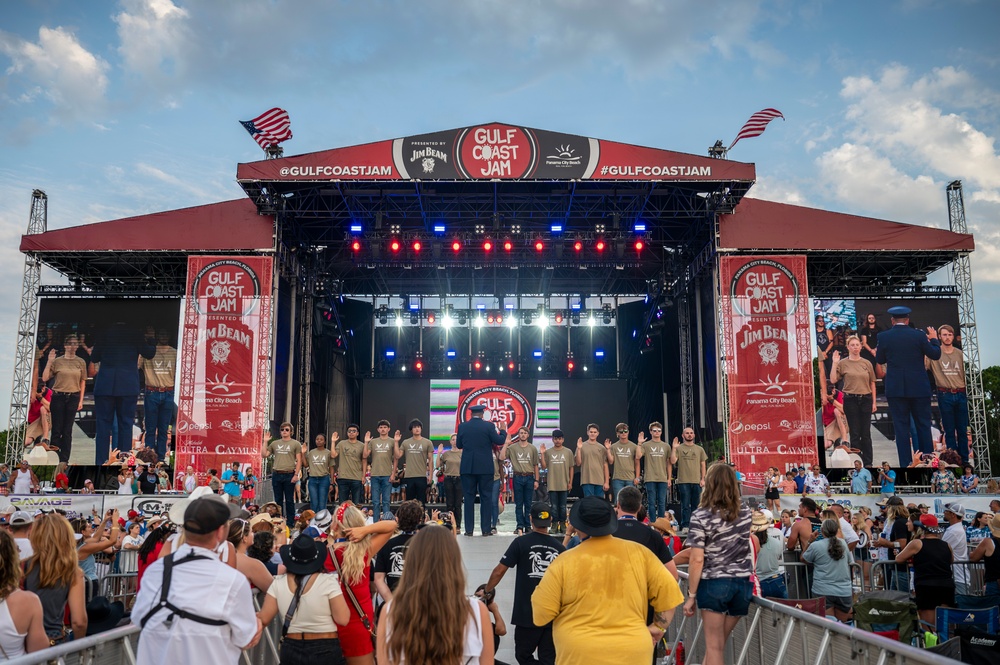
[550,223,563,234]
[567,360,575,372]
[595,349,605,359]
[508,361,515,371]
[385,349,395,359]
[506,316,517,329]
[587,315,597,327]
[533,350,543,359]
[537,315,548,329]
[486,314,495,324]
[554,312,564,324]
[596,240,606,252]
[410,312,418,325]
[522,311,533,326]
[452,240,461,252]
[395,317,403,328]
[413,240,422,252]
[496,313,504,325]
[503,240,513,252]
[349,224,363,234]
[573,241,583,252]
[634,240,644,251]
[534,240,544,252]
[473,359,482,371]
[427,312,436,325]
[571,312,581,325]
[442,314,454,329]
[474,315,484,329]
[458,311,468,326]
[446,349,457,358]
[415,360,423,371]
[639,336,655,355]
[378,307,388,325]
[390,239,401,253]
[433,224,446,235]
[351,240,362,252]
[602,305,613,325]
[634,222,647,233]
[483,240,493,252]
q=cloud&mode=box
[0,26,109,120]
[114,0,191,81]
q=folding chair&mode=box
[935,606,1000,642]
[956,627,1000,665]
[853,594,918,645]
[769,597,827,617]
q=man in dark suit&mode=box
[457,404,509,536]
[91,323,156,465]
[875,306,940,467]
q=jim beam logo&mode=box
[456,124,537,179]
[459,385,533,436]
[191,259,262,317]
[408,141,449,174]
[729,259,800,319]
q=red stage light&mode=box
[473,360,482,370]
[567,361,575,371]
[415,360,423,371]
[413,240,422,252]
[427,313,436,324]
[596,240,606,252]
[574,241,583,252]
[534,240,544,252]
[503,240,513,252]
[484,240,493,252]
[390,240,401,253]
[487,314,495,324]
[351,240,361,252]
[508,361,515,371]
[496,314,503,324]
[555,312,564,324]
[634,240,644,251]
[452,240,461,252]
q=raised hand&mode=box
[577,437,584,447]
[539,443,546,454]
[393,430,401,443]
[48,348,57,362]
[637,431,646,444]
[604,438,612,449]
[926,326,938,339]
[832,350,840,362]
[364,431,372,444]
[672,436,680,447]
[330,431,340,444]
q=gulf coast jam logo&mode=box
[456,124,537,179]
[459,385,533,437]
[729,259,799,319]
[191,259,261,317]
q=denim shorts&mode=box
[696,576,753,616]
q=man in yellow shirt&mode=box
[532,496,684,665]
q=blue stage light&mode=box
[532,350,543,358]
[446,350,457,358]
[634,222,647,233]
[433,224,446,235]
[349,224,363,234]
[550,224,563,234]
[595,349,605,358]
[385,349,395,358]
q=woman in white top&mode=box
[377,525,493,665]
[258,534,350,665]
[0,530,48,658]
[117,467,135,495]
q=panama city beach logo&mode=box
[459,385,533,437]
[544,143,583,168]
[191,259,261,317]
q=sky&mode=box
[0,0,998,427]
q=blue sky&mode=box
[0,0,998,425]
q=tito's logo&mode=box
[459,386,533,436]
[191,260,261,317]
[729,259,799,318]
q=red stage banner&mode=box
[720,255,818,485]
[175,256,273,486]
[236,122,756,183]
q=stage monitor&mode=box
[30,298,181,469]
[360,378,628,448]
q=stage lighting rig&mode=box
[390,223,401,234]
[602,304,614,325]
[377,306,389,325]
[639,336,655,355]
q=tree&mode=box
[979,366,1000,471]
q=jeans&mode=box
[280,636,342,665]
[402,476,428,505]
[50,391,78,464]
[94,394,138,465]
[646,481,668,521]
[444,476,463,526]
[610,479,629,504]
[492,479,502,529]
[888,396,932,466]
[143,389,174,460]
[461,473,494,535]
[581,483,603,497]
[843,392,874,466]
[337,478,363,505]
[890,569,910,593]
[271,472,296,521]
[759,574,788,599]
[307,476,330,513]
[938,390,970,462]
[677,483,702,529]
[513,475,534,530]
[371,476,392,519]
[514,624,555,665]
[548,491,567,525]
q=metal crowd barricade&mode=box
[951,559,986,596]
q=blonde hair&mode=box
[331,504,372,586]
[26,514,78,588]
[846,334,861,345]
[699,462,742,522]
[386,526,473,665]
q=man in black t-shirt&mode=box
[373,500,424,604]
[484,502,564,665]
[613,486,678,577]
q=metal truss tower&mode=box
[677,295,695,430]
[6,190,47,466]
[946,181,991,475]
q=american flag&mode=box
[729,108,784,150]
[239,108,292,149]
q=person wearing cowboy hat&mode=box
[969,514,1000,604]
[257,534,351,663]
[532,496,684,665]
[133,494,262,664]
[751,510,787,599]
[156,486,241,565]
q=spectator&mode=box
[226,518,274,593]
[852,508,874,588]
[373,500,424,604]
[9,511,34,558]
[53,462,70,493]
[74,513,119,598]
[896,513,954,627]
[764,467,781,513]
[793,466,807,494]
[327,502,397,665]
[959,465,980,494]
[968,514,1000,602]
[0,529,48,656]
[247,530,282,576]
[378,525,493,665]
[137,522,174,590]
[651,517,683,556]
[829,504,860,553]
[683,463,754,665]
[206,468,222,494]
[930,465,959,493]
[613,486,678,578]
[802,519,854,622]
[473,584,507,656]
[221,462,244,505]
[180,465,198,493]
[117,466,136,495]
[778,472,798,500]
[779,510,793,539]
[967,511,993,549]
[849,460,872,494]
[8,461,39,494]
[802,466,831,496]
[257,534,350,665]
[877,462,896,496]
[23,513,88,643]
[133,495,261,663]
[875,501,911,592]
[484,501,564,665]
[122,523,144,550]
[753,510,787,599]
[532,496,681,665]
[0,464,8,490]
[941,502,969,596]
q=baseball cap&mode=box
[8,511,32,527]
[530,502,552,527]
[551,429,564,438]
[183,496,240,535]
[943,502,965,516]
[919,513,940,529]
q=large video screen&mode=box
[360,378,629,449]
[30,298,181,467]
[814,297,961,470]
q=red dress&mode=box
[325,544,374,656]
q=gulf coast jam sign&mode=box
[458,385,533,438]
[191,259,261,316]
